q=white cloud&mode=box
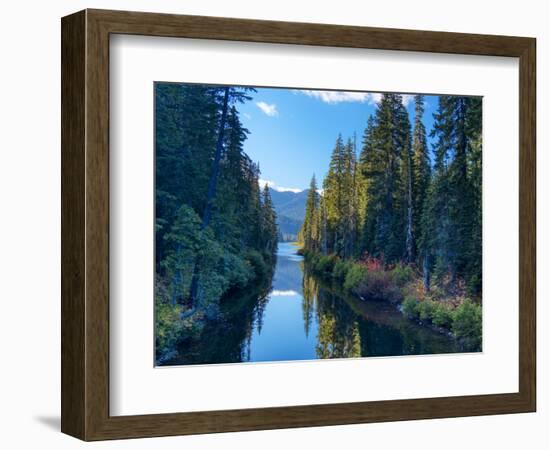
[368,93,383,104]
[259,178,303,194]
[301,90,413,106]
[256,101,278,117]
[259,179,276,189]
[242,112,252,120]
[402,94,415,106]
[270,290,299,297]
[300,90,373,104]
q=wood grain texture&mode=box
[61,10,86,439]
[61,8,537,441]
[518,38,536,409]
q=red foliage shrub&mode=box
[360,254,384,272]
[355,270,402,303]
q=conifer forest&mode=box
[155,83,482,366]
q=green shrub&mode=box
[403,297,454,329]
[245,249,268,281]
[222,252,253,288]
[391,263,414,287]
[452,300,482,350]
[432,303,454,329]
[402,296,420,319]
[304,249,317,264]
[467,273,482,298]
[314,254,336,276]
[155,299,183,355]
[343,264,367,292]
[418,300,436,323]
[332,259,351,281]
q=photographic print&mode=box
[154,83,482,366]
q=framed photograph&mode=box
[61,9,536,440]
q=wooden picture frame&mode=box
[61,9,536,441]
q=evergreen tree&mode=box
[464,97,482,295]
[323,135,346,255]
[422,95,481,294]
[358,115,376,255]
[356,117,373,251]
[341,138,358,258]
[261,184,278,256]
[319,196,328,255]
[155,84,219,271]
[411,95,431,272]
[154,83,278,321]
[299,92,481,300]
[189,86,256,304]
[360,93,410,263]
[299,175,320,251]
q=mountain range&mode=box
[268,187,308,242]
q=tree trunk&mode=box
[405,147,415,263]
[200,87,230,230]
[423,254,430,292]
[188,87,230,307]
[321,202,328,255]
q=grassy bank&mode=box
[304,250,482,351]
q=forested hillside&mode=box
[269,188,308,241]
[154,85,483,364]
[154,83,279,362]
[299,93,482,350]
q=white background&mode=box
[0,0,547,449]
[110,35,518,416]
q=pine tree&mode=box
[323,134,346,255]
[299,92,481,300]
[319,196,328,255]
[423,95,481,294]
[155,83,219,271]
[360,93,410,263]
[356,117,373,251]
[411,95,431,275]
[358,115,376,255]
[299,175,320,251]
[341,138,358,258]
[261,184,278,256]
[404,133,414,263]
[154,82,279,323]
[189,86,256,305]
[464,97,482,295]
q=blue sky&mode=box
[236,87,439,192]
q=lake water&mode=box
[166,242,459,366]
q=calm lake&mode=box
[166,242,459,366]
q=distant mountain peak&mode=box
[267,187,308,241]
[273,186,303,193]
[259,179,303,194]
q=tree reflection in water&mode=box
[164,242,459,366]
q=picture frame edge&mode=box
[61,8,537,441]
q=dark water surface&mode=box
[166,242,459,366]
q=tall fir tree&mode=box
[411,95,431,264]
[261,184,278,256]
[422,95,481,294]
[464,97,482,295]
[341,138,358,258]
[360,93,410,263]
[323,134,346,255]
[358,115,376,255]
[155,83,278,318]
[299,175,320,251]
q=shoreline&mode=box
[301,249,482,352]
